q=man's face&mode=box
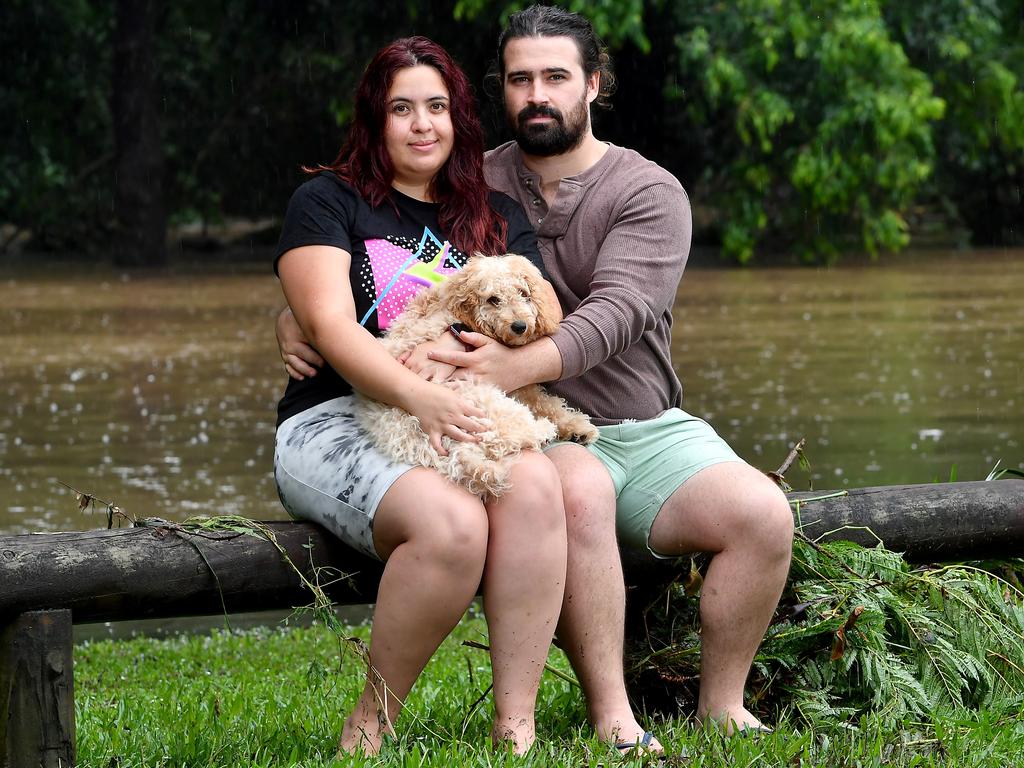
[501,36,600,157]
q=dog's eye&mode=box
[487,296,501,306]
[519,289,530,298]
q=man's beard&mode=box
[510,95,589,157]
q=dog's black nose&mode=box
[511,321,527,335]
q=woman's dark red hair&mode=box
[315,36,507,255]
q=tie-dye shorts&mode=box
[274,395,415,561]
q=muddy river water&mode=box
[2,249,1022,536]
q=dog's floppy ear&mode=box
[444,254,484,326]
[522,258,563,337]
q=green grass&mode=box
[75,611,1024,767]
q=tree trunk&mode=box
[787,481,1024,560]
[112,0,166,268]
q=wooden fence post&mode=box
[0,610,75,768]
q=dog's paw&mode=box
[568,427,599,444]
[556,415,599,445]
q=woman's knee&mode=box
[511,451,562,497]
[425,495,489,568]
[491,452,566,533]
[377,476,489,567]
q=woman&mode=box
[274,37,566,755]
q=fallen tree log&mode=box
[789,480,1024,560]
[0,521,384,625]
[0,522,382,768]
[1,481,1022,625]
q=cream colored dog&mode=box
[357,254,598,498]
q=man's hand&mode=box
[398,333,465,382]
[428,330,560,393]
[276,307,324,380]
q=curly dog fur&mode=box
[356,254,598,497]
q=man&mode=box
[280,4,793,753]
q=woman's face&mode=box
[384,65,454,194]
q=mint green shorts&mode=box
[554,408,745,558]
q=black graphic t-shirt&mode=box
[274,172,545,425]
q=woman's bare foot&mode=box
[491,716,536,755]
[337,707,394,757]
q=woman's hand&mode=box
[398,333,466,382]
[404,380,486,456]
[277,307,323,380]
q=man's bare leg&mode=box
[649,461,793,733]
[546,445,662,751]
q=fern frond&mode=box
[626,538,1024,731]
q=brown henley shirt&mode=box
[484,141,691,425]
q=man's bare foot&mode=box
[699,705,771,736]
[491,717,536,755]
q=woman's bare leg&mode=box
[482,452,567,753]
[339,469,488,755]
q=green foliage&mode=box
[672,0,945,263]
[454,0,652,51]
[884,0,1024,245]
[0,1,429,255]
[987,460,1024,481]
[74,617,590,767]
[3,1,1021,262]
[631,537,1024,729]
[0,0,114,252]
[773,542,1024,719]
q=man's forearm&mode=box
[513,336,562,388]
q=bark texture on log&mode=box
[0,523,383,624]
[0,481,1021,624]
[789,480,1024,560]
[0,610,74,768]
